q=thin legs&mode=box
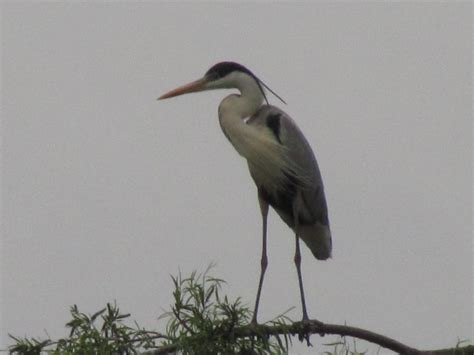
[293,200,309,321]
[251,191,310,324]
[252,194,269,324]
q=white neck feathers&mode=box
[218,72,265,119]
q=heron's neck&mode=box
[218,79,265,159]
[218,77,264,120]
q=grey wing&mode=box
[247,105,329,228]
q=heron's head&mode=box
[158,61,285,104]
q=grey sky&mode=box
[1,2,472,353]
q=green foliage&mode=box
[159,268,290,354]
[7,336,52,355]
[7,267,291,355]
[9,301,161,355]
[53,302,149,354]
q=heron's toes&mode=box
[295,318,312,346]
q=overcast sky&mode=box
[1,2,472,353]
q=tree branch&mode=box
[142,319,473,355]
[421,345,474,355]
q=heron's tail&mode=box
[299,222,332,260]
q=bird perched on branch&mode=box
[158,61,331,324]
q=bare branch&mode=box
[420,344,474,355]
[142,319,473,355]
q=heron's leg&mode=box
[293,201,309,321]
[251,192,269,325]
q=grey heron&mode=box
[158,62,331,324]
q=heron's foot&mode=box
[295,317,309,346]
[250,317,259,327]
[296,316,326,345]
[296,316,322,346]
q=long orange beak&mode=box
[157,77,208,100]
